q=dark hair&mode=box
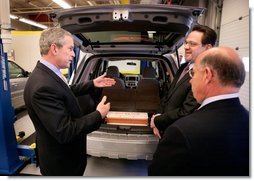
[192,25,217,46]
[200,49,245,88]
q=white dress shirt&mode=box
[199,93,239,109]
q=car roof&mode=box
[52,4,205,55]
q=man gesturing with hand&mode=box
[24,27,115,176]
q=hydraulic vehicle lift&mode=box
[0,38,35,175]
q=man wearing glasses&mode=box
[148,47,249,176]
[150,25,217,139]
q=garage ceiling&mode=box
[9,0,193,30]
[10,0,143,15]
[8,0,150,29]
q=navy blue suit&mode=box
[148,98,249,176]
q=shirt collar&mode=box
[199,93,239,109]
[40,59,62,78]
[188,62,194,71]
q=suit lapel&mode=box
[36,62,82,116]
[165,63,190,99]
[174,74,190,88]
[37,62,73,94]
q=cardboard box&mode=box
[105,111,148,126]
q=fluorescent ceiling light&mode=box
[109,0,121,4]
[10,14,18,19]
[114,0,121,5]
[19,18,48,29]
[10,13,48,29]
[53,0,72,9]
[87,1,97,6]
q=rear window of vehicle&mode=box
[108,60,141,75]
[82,31,172,44]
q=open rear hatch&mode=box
[52,4,205,55]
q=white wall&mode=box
[10,31,42,72]
[219,0,249,110]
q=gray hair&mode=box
[200,47,245,88]
[39,27,73,55]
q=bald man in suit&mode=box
[148,47,249,176]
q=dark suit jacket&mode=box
[148,98,249,176]
[24,62,102,176]
[155,62,200,132]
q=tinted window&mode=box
[82,31,172,44]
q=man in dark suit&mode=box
[150,25,217,138]
[148,47,249,176]
[24,27,115,176]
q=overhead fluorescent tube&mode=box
[87,1,96,6]
[53,0,72,9]
[10,14,18,19]
[19,18,48,29]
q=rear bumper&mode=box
[87,131,159,160]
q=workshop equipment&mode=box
[0,38,26,175]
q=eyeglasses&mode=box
[189,67,207,78]
[184,41,201,47]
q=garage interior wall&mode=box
[10,31,41,72]
[219,0,249,110]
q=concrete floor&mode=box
[14,109,150,176]
[85,156,150,176]
[19,156,150,176]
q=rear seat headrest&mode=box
[142,67,156,78]
[106,66,120,78]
